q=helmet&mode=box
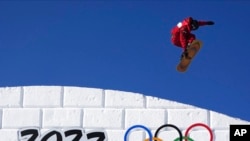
[191,20,199,30]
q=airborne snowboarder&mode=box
[171,17,214,59]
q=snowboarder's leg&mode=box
[171,33,183,48]
[182,33,196,59]
[187,33,196,46]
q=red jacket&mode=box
[171,17,209,50]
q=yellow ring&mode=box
[144,137,163,141]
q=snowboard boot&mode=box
[180,49,192,60]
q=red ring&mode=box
[184,123,213,141]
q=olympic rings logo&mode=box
[124,123,213,141]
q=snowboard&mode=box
[176,40,203,72]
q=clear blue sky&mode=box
[0,1,249,121]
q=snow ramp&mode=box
[0,86,249,141]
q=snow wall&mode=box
[0,86,249,141]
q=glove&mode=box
[207,21,215,25]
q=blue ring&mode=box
[124,125,153,141]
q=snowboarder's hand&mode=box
[207,21,214,25]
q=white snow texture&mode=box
[0,86,249,141]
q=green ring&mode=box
[174,136,194,141]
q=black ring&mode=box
[154,124,183,141]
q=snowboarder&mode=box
[171,17,214,59]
